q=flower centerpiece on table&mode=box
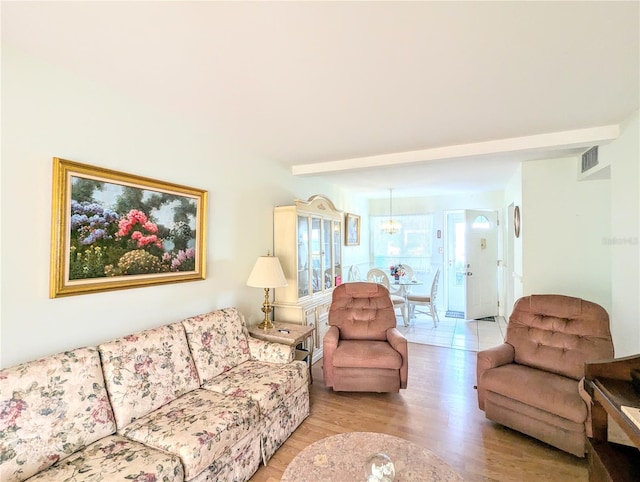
[389,264,406,280]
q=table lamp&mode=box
[247,253,288,329]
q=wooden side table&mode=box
[585,355,640,482]
[248,321,316,384]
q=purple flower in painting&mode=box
[170,248,196,271]
[70,200,119,245]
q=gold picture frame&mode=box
[50,158,208,298]
[345,213,361,246]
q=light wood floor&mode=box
[250,342,588,481]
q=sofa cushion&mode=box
[25,435,183,482]
[0,348,116,482]
[480,363,587,424]
[181,308,252,383]
[99,322,200,430]
[202,360,308,415]
[260,384,310,462]
[333,340,403,370]
[119,389,259,481]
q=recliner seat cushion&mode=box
[333,340,403,369]
[480,363,587,424]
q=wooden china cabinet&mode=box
[273,195,343,363]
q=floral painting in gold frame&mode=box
[50,158,207,297]
[345,213,361,246]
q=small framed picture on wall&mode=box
[345,213,360,246]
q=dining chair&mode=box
[366,268,408,326]
[407,268,440,327]
[347,265,362,282]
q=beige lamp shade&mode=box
[247,255,288,288]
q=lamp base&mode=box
[257,287,274,330]
[257,319,274,330]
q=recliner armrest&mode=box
[476,343,515,410]
[387,328,408,389]
[322,326,340,388]
[477,343,515,371]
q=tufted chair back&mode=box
[328,282,397,340]
[506,294,614,380]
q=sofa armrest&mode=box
[476,343,515,410]
[248,337,295,364]
[387,328,408,389]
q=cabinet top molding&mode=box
[293,194,341,213]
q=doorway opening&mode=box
[444,210,499,320]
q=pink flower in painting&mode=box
[0,398,27,429]
[116,210,162,249]
[134,355,153,375]
[142,221,158,234]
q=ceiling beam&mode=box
[291,125,620,176]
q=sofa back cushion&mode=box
[99,322,200,429]
[506,294,614,380]
[0,347,116,482]
[329,282,396,341]
[181,308,251,384]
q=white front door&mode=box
[464,210,499,319]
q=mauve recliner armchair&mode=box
[476,294,614,456]
[323,282,408,392]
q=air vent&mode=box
[581,146,599,173]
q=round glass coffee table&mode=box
[281,432,463,481]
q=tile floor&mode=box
[395,311,507,352]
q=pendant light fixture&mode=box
[381,188,401,235]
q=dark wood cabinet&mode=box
[585,355,640,482]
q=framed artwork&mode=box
[345,213,361,246]
[50,158,208,298]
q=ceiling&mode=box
[3,1,638,198]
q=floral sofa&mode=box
[0,308,309,482]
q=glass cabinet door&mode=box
[333,220,342,285]
[297,215,309,298]
[322,219,332,289]
[310,217,322,294]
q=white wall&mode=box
[0,46,347,368]
[603,110,640,356]
[521,156,612,312]
[503,164,523,318]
